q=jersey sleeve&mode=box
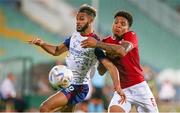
[94,48,106,61]
[123,31,138,48]
[63,37,71,48]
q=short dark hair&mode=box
[78,4,96,18]
[114,10,133,27]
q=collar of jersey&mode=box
[80,32,94,37]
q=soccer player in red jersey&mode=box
[81,10,159,113]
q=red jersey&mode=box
[102,31,144,89]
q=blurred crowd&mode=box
[0,73,27,112]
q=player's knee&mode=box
[109,105,125,113]
[39,102,51,112]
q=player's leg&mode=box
[39,91,68,112]
[61,105,76,112]
[136,99,158,113]
[109,105,125,112]
[133,81,159,113]
[135,95,159,113]
[108,91,131,113]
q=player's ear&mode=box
[88,16,94,23]
[128,22,131,29]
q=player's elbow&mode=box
[53,46,61,56]
[53,53,59,56]
[47,50,60,56]
[53,51,61,56]
[97,65,107,76]
[98,71,106,76]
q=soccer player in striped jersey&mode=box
[28,5,125,112]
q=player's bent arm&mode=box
[95,47,121,88]
[28,38,68,56]
[101,59,126,102]
[100,58,121,90]
[81,37,133,57]
[96,41,133,57]
[40,43,68,56]
[97,63,107,75]
[54,44,68,56]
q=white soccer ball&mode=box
[48,65,73,89]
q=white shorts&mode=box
[108,81,159,113]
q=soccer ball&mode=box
[48,65,73,89]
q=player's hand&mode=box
[116,88,126,104]
[28,38,44,46]
[81,37,97,48]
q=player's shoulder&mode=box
[91,33,100,41]
[125,31,136,35]
[72,31,78,35]
[123,31,138,41]
[124,31,137,37]
[70,32,79,38]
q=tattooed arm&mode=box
[97,41,133,57]
[81,37,133,57]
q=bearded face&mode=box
[76,22,88,32]
[76,12,89,33]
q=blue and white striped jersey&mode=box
[63,32,105,84]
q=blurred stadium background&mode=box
[0,0,180,112]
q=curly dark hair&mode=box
[78,4,96,18]
[114,10,133,27]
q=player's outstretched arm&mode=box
[100,59,126,104]
[28,38,68,56]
